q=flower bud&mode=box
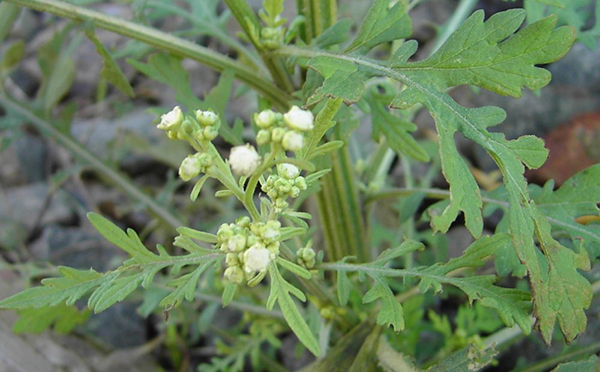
[283,106,314,131]
[295,177,307,190]
[227,234,247,252]
[224,266,244,284]
[256,129,271,145]
[271,127,286,142]
[158,106,183,131]
[226,253,240,267]
[236,216,251,228]
[255,110,277,128]
[243,244,273,274]
[290,186,300,198]
[179,154,201,181]
[203,126,219,141]
[195,110,218,126]
[282,131,304,152]
[217,223,234,242]
[181,117,197,134]
[229,144,261,177]
[278,163,300,179]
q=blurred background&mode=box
[0,0,598,371]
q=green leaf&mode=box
[128,54,203,109]
[299,9,587,343]
[159,259,217,309]
[363,277,404,332]
[267,264,320,356]
[299,322,374,372]
[314,19,353,49]
[419,235,532,332]
[427,345,498,372]
[533,164,600,258]
[301,98,343,159]
[276,257,312,279]
[13,304,91,334]
[36,28,76,112]
[222,282,237,306]
[1,40,25,72]
[337,270,350,306]
[0,2,20,43]
[346,0,412,54]
[394,10,573,97]
[552,355,600,372]
[0,266,104,309]
[307,58,368,105]
[84,25,135,97]
[367,85,429,162]
[176,226,219,244]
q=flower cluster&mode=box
[296,246,316,269]
[217,216,282,285]
[262,163,307,210]
[157,107,221,182]
[255,106,314,152]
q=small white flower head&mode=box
[243,244,273,274]
[278,163,300,179]
[179,154,201,181]
[229,144,261,177]
[224,266,244,284]
[255,109,277,128]
[284,106,314,131]
[282,131,304,152]
[195,110,218,126]
[158,106,183,131]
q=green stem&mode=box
[515,342,600,372]
[144,0,265,72]
[0,94,184,229]
[222,0,294,93]
[5,0,292,110]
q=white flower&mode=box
[179,154,201,181]
[195,110,218,126]
[243,244,273,273]
[282,131,304,152]
[283,106,314,131]
[278,163,300,179]
[158,106,183,131]
[229,144,261,177]
[256,109,276,128]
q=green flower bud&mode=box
[195,110,218,126]
[255,109,277,128]
[274,199,288,210]
[282,131,304,152]
[289,186,300,198]
[226,253,240,267]
[295,177,307,190]
[224,266,244,284]
[271,127,286,142]
[217,223,234,244]
[179,154,201,181]
[256,129,271,145]
[261,27,283,50]
[236,216,251,228]
[181,117,197,134]
[203,126,219,141]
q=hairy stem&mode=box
[5,0,292,109]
